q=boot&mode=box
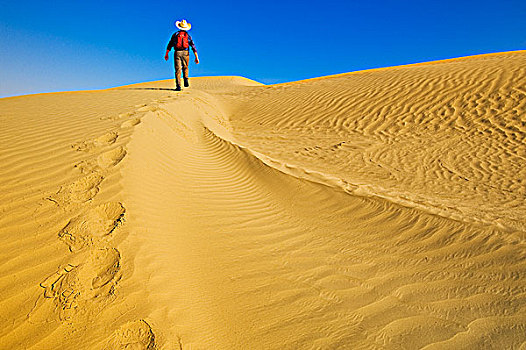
[175,85,182,91]
[184,78,189,87]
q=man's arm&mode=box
[188,35,199,64]
[164,33,176,61]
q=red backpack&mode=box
[175,31,189,50]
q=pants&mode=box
[174,50,189,87]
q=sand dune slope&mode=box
[225,51,526,233]
[1,52,526,349]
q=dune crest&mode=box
[1,51,525,349]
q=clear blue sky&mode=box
[1,0,525,97]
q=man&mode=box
[164,19,199,91]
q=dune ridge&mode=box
[0,51,525,349]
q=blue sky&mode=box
[1,0,525,97]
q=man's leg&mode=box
[174,52,183,90]
[182,51,190,87]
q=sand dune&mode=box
[1,51,525,349]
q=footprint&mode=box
[40,263,77,299]
[97,146,127,169]
[94,132,118,146]
[118,111,136,119]
[71,140,93,152]
[74,159,98,174]
[105,320,156,350]
[100,113,126,121]
[72,132,119,152]
[47,173,104,206]
[40,248,121,320]
[136,106,151,112]
[121,118,141,129]
[59,202,125,251]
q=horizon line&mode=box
[2,49,524,100]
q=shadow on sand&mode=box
[122,87,177,91]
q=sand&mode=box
[1,51,525,349]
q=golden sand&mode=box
[1,51,525,349]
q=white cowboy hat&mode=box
[175,19,191,31]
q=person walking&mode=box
[164,19,199,91]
